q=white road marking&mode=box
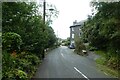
[74,67,89,80]
[61,53,64,57]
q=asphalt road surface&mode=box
[34,46,112,79]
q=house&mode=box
[69,20,85,47]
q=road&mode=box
[34,46,112,79]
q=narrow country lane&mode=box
[33,46,112,79]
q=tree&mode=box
[2,2,59,79]
[81,1,120,70]
[2,2,58,57]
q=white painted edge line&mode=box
[104,72,108,75]
[74,67,89,80]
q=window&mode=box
[79,33,81,36]
[79,28,81,31]
[72,34,74,38]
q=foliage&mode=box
[2,32,22,52]
[2,2,58,57]
[3,69,28,79]
[2,51,41,79]
[64,41,70,46]
[45,26,57,48]
[16,52,40,77]
[82,1,120,70]
[107,57,119,69]
[95,51,119,77]
[61,37,70,46]
[74,38,86,55]
[2,2,58,79]
[17,52,40,66]
[2,51,16,74]
[96,64,119,78]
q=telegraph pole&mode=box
[43,0,46,24]
[42,0,54,59]
[42,0,46,59]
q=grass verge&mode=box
[95,50,119,78]
[96,62,118,78]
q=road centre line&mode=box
[61,53,64,57]
[74,67,89,80]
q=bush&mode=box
[2,51,28,79]
[107,57,119,70]
[95,50,119,70]
[2,51,41,79]
[2,69,28,79]
[2,50,17,72]
[89,46,98,51]
[2,32,22,52]
[17,52,40,66]
[75,38,86,55]
[16,52,40,77]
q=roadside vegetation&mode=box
[74,38,86,56]
[61,37,70,46]
[2,2,58,79]
[81,1,120,77]
[95,50,119,78]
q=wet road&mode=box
[34,46,111,79]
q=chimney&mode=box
[73,20,77,25]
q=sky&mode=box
[38,0,92,39]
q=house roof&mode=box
[70,20,86,28]
[70,24,81,28]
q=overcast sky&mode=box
[38,0,92,39]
